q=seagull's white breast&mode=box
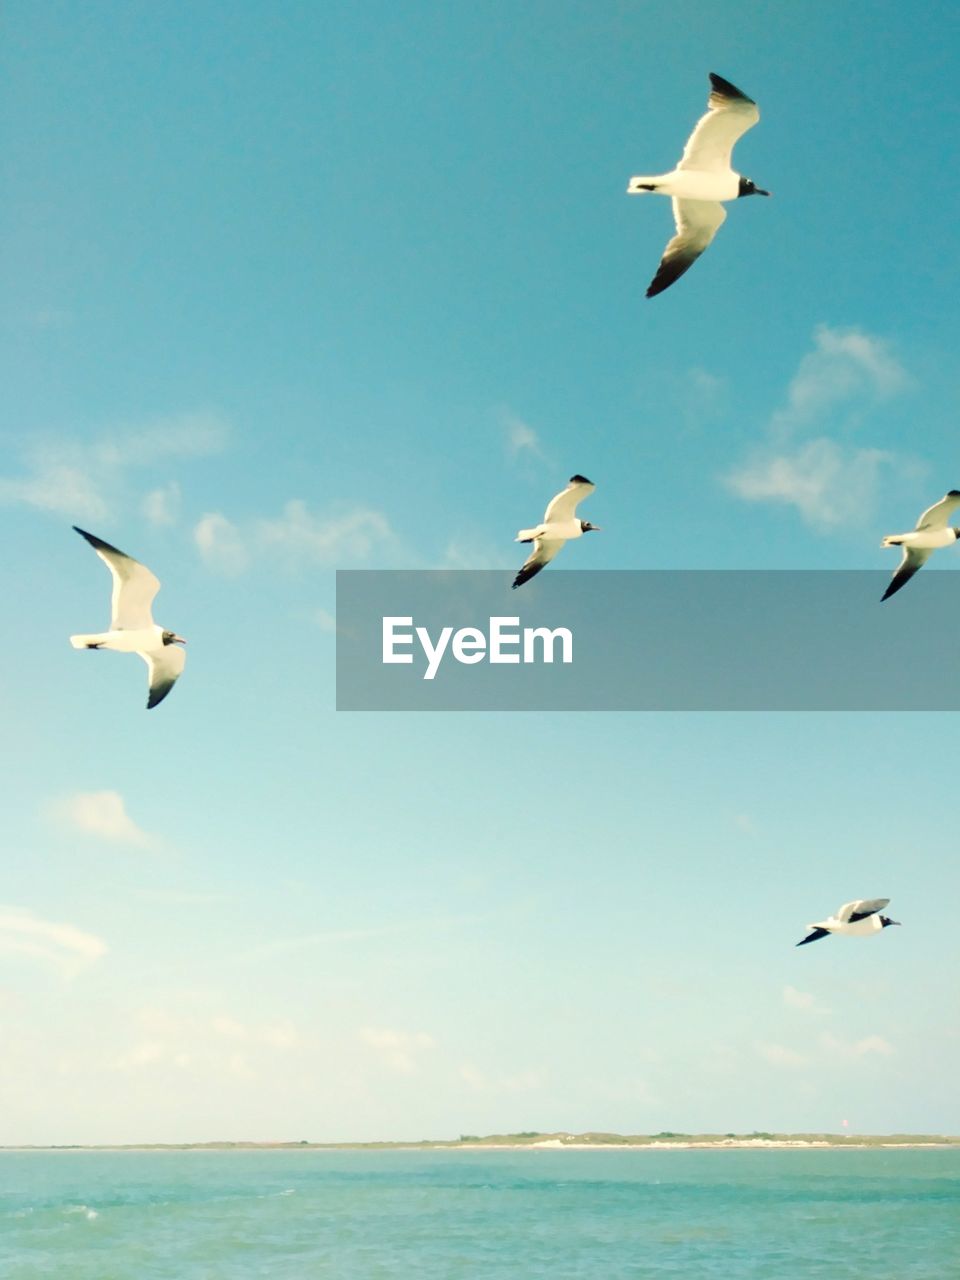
[826,916,883,938]
[101,626,167,654]
[900,528,958,550]
[542,519,584,541]
[658,170,741,202]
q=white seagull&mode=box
[627,72,770,298]
[796,898,900,947]
[70,527,186,709]
[881,490,960,601]
[513,475,600,589]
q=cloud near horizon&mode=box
[360,1027,435,1075]
[111,1008,302,1075]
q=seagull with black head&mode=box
[512,475,600,589]
[69,527,186,709]
[627,72,770,297]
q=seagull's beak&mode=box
[756,187,771,196]
[172,635,187,645]
[889,919,901,926]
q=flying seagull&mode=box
[796,899,900,947]
[69,527,186,709]
[880,490,960,601]
[513,475,600,589]
[627,72,770,298]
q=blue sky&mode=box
[2,0,960,1143]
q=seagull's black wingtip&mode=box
[796,927,830,947]
[708,72,755,105]
[72,526,128,558]
[569,474,594,486]
[147,683,175,709]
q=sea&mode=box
[2,1147,959,1278]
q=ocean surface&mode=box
[2,1147,959,1278]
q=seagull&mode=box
[881,491,960,601]
[513,475,600,589]
[69,527,186,709]
[796,899,900,947]
[627,72,770,298]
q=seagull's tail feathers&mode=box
[70,633,107,649]
[881,536,902,548]
[627,176,661,195]
[515,527,538,543]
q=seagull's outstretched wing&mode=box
[882,547,930,602]
[73,526,161,630]
[140,646,186,710]
[646,198,726,298]
[678,72,760,173]
[915,490,960,530]
[837,898,889,924]
[796,927,830,947]
[513,538,563,589]
[544,475,595,523]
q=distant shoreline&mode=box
[4,1133,959,1153]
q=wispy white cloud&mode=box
[111,1007,302,1075]
[727,439,894,531]
[227,1052,257,1080]
[458,1062,542,1093]
[440,537,505,570]
[756,1041,808,1069]
[212,1015,248,1040]
[195,500,393,575]
[194,512,250,575]
[112,1040,166,1071]
[819,1032,894,1058]
[261,1021,300,1050]
[142,481,181,526]
[680,367,728,429]
[54,790,153,848]
[783,985,831,1015]
[773,326,906,430]
[504,412,542,459]
[0,906,107,977]
[210,1014,299,1050]
[783,985,816,1011]
[360,1026,435,1075]
[724,326,911,531]
[0,411,227,521]
[259,500,391,561]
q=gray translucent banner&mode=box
[335,570,960,711]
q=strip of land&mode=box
[5,1132,960,1151]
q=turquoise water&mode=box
[2,1148,959,1278]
